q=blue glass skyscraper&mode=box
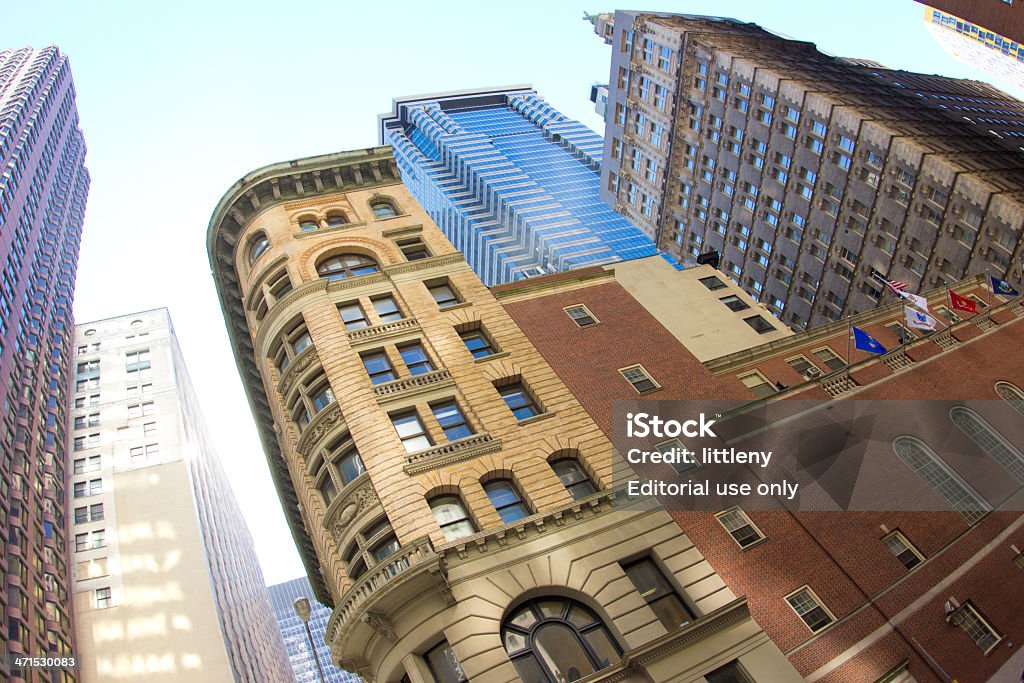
[379,86,664,285]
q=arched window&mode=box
[316,253,380,281]
[502,597,621,682]
[428,495,477,542]
[248,233,270,264]
[325,213,348,228]
[551,457,598,500]
[371,200,398,219]
[996,381,1024,415]
[950,406,1024,484]
[483,479,529,523]
[299,218,319,232]
[892,437,989,524]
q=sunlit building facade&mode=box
[69,309,292,682]
[207,146,801,682]
[924,6,1024,91]
[267,577,360,682]
[380,87,664,286]
[0,45,89,682]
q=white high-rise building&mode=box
[69,308,292,682]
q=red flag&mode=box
[949,290,978,314]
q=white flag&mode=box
[905,306,938,331]
[897,290,930,314]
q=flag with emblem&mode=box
[991,276,1020,297]
[896,290,930,314]
[905,306,938,331]
[949,290,978,314]
[852,327,887,355]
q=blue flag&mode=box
[853,327,887,355]
[991,276,1020,297]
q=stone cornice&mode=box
[345,317,421,347]
[382,252,466,278]
[206,148,403,608]
[293,220,368,240]
[373,368,455,402]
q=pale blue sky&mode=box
[1,1,1019,585]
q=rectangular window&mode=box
[738,371,775,398]
[786,356,819,376]
[786,587,834,632]
[338,302,369,330]
[432,400,474,441]
[143,422,157,437]
[716,508,765,548]
[700,276,727,290]
[564,305,598,327]
[428,281,461,309]
[396,236,430,261]
[883,531,923,570]
[125,350,151,372]
[953,603,1001,653]
[498,383,541,421]
[74,507,88,524]
[812,347,846,372]
[398,343,434,375]
[620,365,659,394]
[622,557,694,630]
[95,588,111,608]
[90,503,104,521]
[371,295,403,323]
[744,316,775,334]
[391,410,432,453]
[706,661,753,683]
[719,295,749,312]
[460,328,496,359]
[361,351,397,385]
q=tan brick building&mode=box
[207,147,801,682]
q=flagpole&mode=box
[846,315,853,367]
[986,268,992,307]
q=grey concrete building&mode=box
[596,12,1024,329]
[69,309,292,682]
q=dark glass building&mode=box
[0,45,90,681]
[267,577,360,683]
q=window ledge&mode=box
[738,536,769,552]
[474,351,511,364]
[517,412,555,426]
[292,220,368,239]
[372,369,455,402]
[439,301,473,312]
[403,433,502,475]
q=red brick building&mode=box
[496,269,1024,683]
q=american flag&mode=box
[872,271,908,293]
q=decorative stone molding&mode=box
[293,220,368,240]
[373,368,455,401]
[325,535,438,647]
[325,272,389,294]
[324,473,380,543]
[403,433,502,474]
[362,612,396,642]
[382,252,466,277]
[278,346,319,396]
[345,317,420,346]
[296,402,345,457]
[380,223,424,238]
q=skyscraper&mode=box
[207,146,801,682]
[0,45,89,682]
[924,6,1024,90]
[914,0,1024,44]
[596,12,1024,329]
[69,309,292,682]
[266,577,359,683]
[379,87,664,286]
